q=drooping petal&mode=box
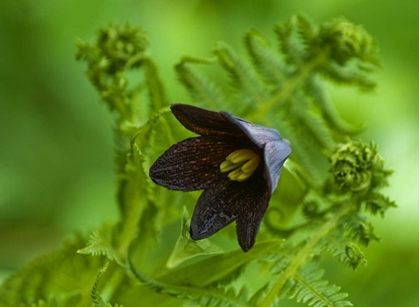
[149,136,242,191]
[221,112,282,148]
[171,104,247,138]
[235,178,271,252]
[190,177,241,240]
[263,140,292,193]
[190,172,271,252]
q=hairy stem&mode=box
[116,177,144,258]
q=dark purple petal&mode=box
[171,104,246,138]
[190,172,271,252]
[190,177,240,240]
[149,136,241,191]
[221,112,282,148]
[235,178,271,252]
[264,140,292,193]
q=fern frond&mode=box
[91,263,124,307]
[320,62,376,91]
[116,141,159,260]
[0,234,105,307]
[287,262,353,307]
[117,142,146,219]
[269,254,292,275]
[119,106,171,215]
[305,76,364,134]
[290,95,336,153]
[126,108,174,250]
[296,14,317,46]
[338,215,381,247]
[258,201,356,307]
[143,58,168,112]
[356,221,381,247]
[253,260,353,307]
[317,18,379,67]
[343,243,368,271]
[215,41,268,114]
[176,57,227,110]
[320,232,368,271]
[254,43,329,121]
[364,192,397,217]
[274,18,305,65]
[91,263,109,307]
[78,229,120,263]
[132,268,250,307]
[76,24,149,121]
[244,30,290,85]
[274,113,324,187]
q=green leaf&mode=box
[157,240,284,287]
[0,234,105,307]
[167,207,223,269]
[77,226,121,264]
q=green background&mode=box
[0,0,418,306]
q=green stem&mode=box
[116,176,144,258]
[160,116,176,145]
[259,199,355,307]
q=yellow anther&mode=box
[241,155,260,173]
[228,168,243,180]
[220,160,242,172]
[228,149,257,164]
[220,149,260,182]
[237,173,252,181]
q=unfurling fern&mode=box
[0,15,395,307]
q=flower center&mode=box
[220,149,261,182]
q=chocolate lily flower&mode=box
[149,104,291,251]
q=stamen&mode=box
[242,155,260,173]
[220,160,242,172]
[229,149,257,164]
[220,149,260,182]
[228,168,243,181]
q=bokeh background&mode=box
[0,0,418,306]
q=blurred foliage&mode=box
[0,1,418,307]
